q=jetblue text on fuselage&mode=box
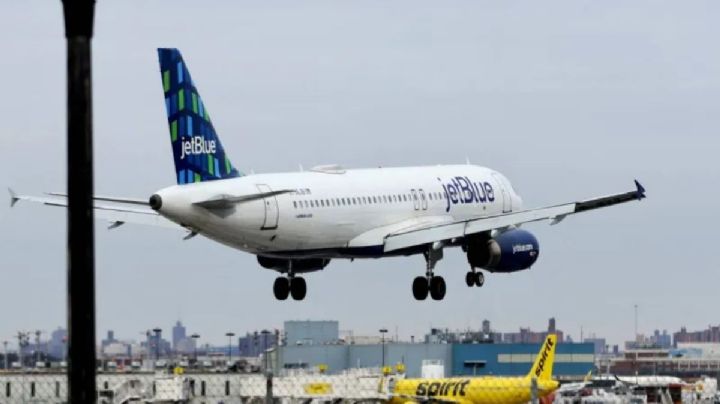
[440,176,495,212]
[179,136,216,160]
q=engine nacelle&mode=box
[466,229,539,272]
[257,256,330,273]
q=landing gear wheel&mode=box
[412,276,429,301]
[273,277,290,300]
[475,272,485,287]
[290,277,307,300]
[465,272,475,287]
[430,276,446,300]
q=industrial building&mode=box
[274,319,593,379]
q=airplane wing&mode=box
[383,180,646,252]
[9,188,179,230]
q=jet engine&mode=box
[465,229,539,272]
[257,256,330,273]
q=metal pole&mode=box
[61,0,97,401]
[2,341,7,370]
[634,304,638,342]
[265,370,273,404]
[531,377,538,404]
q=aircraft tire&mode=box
[475,272,485,287]
[412,276,429,300]
[290,277,307,300]
[465,272,475,287]
[430,276,446,300]
[273,277,290,300]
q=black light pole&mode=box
[61,0,97,402]
[379,328,388,369]
[225,332,235,367]
[190,334,200,365]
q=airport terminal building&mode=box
[275,321,594,379]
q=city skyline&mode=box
[3,318,719,351]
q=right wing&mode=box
[9,188,179,230]
[384,180,646,252]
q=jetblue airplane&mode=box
[10,48,646,301]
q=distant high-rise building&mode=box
[482,320,491,334]
[239,330,279,356]
[101,330,117,348]
[503,318,564,343]
[172,321,187,350]
[48,328,67,360]
[673,325,720,346]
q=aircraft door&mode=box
[255,184,279,230]
[419,189,428,210]
[490,173,511,213]
[410,189,419,210]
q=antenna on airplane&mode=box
[465,156,471,165]
[298,164,304,172]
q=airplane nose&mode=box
[149,194,162,210]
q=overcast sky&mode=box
[1,1,718,348]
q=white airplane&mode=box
[9,48,646,301]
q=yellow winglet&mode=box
[527,334,557,380]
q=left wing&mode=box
[384,180,646,252]
[9,188,179,229]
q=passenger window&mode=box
[362,197,367,204]
[321,200,325,207]
[293,201,297,208]
[352,197,357,204]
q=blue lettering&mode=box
[456,176,474,203]
[484,182,495,202]
[439,176,494,211]
[473,181,487,202]
[442,183,451,212]
[448,183,459,203]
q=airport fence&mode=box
[0,369,392,404]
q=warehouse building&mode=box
[277,341,593,378]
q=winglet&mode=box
[634,180,646,200]
[8,188,18,207]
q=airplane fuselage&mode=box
[152,164,522,259]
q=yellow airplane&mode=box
[390,334,559,404]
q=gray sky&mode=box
[1,1,718,348]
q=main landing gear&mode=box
[465,269,485,287]
[413,247,446,301]
[273,276,307,301]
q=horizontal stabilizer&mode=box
[8,188,18,207]
[45,192,149,206]
[193,189,293,209]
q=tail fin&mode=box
[527,334,557,380]
[157,48,242,184]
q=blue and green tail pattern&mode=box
[158,48,242,184]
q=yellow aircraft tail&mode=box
[527,334,557,380]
